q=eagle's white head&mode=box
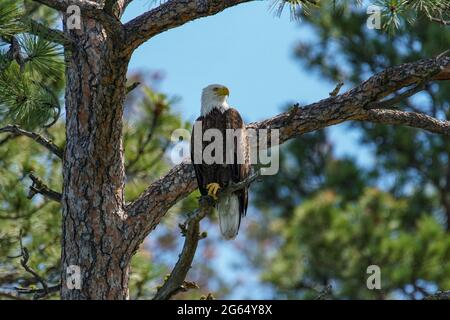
[201,84,230,116]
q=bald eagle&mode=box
[191,84,250,240]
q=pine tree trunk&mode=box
[60,19,131,300]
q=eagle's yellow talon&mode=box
[206,183,221,200]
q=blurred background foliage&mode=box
[1,0,449,299]
[250,0,450,299]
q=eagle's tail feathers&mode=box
[217,194,240,240]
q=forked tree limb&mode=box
[152,171,261,300]
[8,234,59,300]
[153,197,212,300]
[28,173,62,203]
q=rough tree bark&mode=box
[27,0,450,300]
[60,4,131,299]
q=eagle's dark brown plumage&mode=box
[191,107,250,239]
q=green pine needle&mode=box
[0,1,25,39]
[0,61,59,129]
[271,0,320,20]
[19,34,63,80]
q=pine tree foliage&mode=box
[0,0,63,130]
[279,0,449,29]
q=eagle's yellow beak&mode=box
[215,86,229,97]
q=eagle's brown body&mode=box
[191,107,250,238]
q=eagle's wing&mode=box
[191,116,207,196]
[224,108,250,217]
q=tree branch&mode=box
[126,81,141,95]
[125,54,450,241]
[123,0,253,54]
[365,75,431,109]
[14,285,60,299]
[26,18,72,47]
[9,235,60,300]
[125,161,197,234]
[153,196,212,300]
[0,125,63,159]
[152,170,260,300]
[429,16,450,26]
[104,0,130,17]
[424,290,450,300]
[314,284,333,300]
[329,81,344,97]
[27,173,62,203]
[360,109,450,136]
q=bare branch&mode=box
[19,249,48,297]
[315,284,333,300]
[0,125,63,159]
[152,170,260,300]
[9,235,60,300]
[153,196,212,300]
[329,81,344,97]
[125,54,450,242]
[28,173,62,203]
[424,290,450,300]
[126,81,141,95]
[26,18,72,47]
[366,75,431,109]
[14,284,60,298]
[429,16,450,26]
[123,0,253,53]
[360,109,450,136]
[249,55,450,144]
